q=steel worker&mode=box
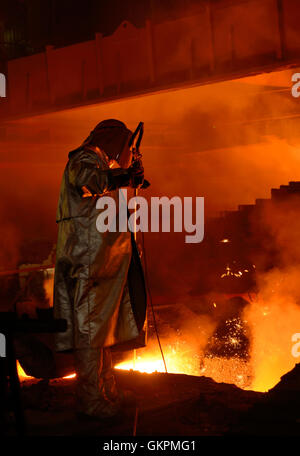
[53,119,147,420]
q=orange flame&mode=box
[17,362,76,381]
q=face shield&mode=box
[81,119,135,168]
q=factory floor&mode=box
[5,364,300,436]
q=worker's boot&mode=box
[102,348,136,407]
[74,347,121,421]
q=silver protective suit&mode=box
[53,125,147,354]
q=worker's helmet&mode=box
[82,119,133,168]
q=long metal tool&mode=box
[130,122,144,435]
[130,122,144,371]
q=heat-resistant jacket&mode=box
[53,146,147,352]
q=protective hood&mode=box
[69,119,133,168]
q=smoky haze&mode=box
[241,197,300,391]
[0,72,300,300]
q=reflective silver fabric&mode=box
[53,145,146,352]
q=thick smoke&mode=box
[1,71,300,391]
[243,199,300,391]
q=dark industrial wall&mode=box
[1,0,300,119]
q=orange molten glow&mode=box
[63,373,76,379]
[17,362,33,380]
[115,358,167,374]
[17,362,76,381]
[243,285,300,392]
[114,337,203,376]
[116,292,300,392]
[114,340,253,389]
[17,273,300,393]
